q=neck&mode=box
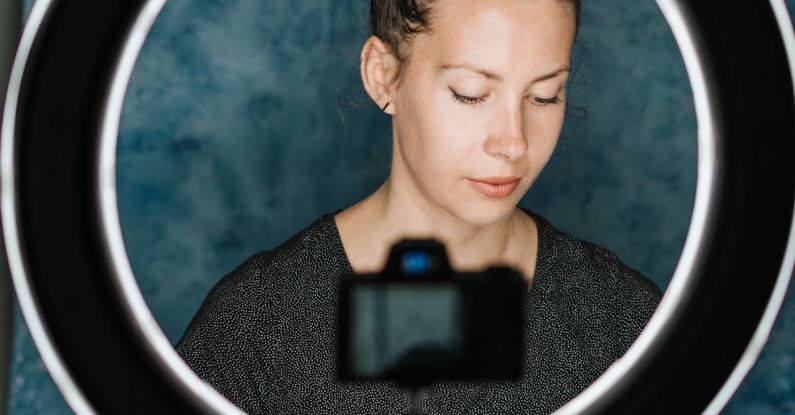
[337,173,532,274]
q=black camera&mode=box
[337,239,528,387]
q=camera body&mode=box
[337,239,528,387]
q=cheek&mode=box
[526,108,566,172]
[414,125,471,184]
[403,93,477,179]
[535,108,565,144]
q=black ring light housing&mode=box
[2,0,794,414]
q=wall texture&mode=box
[6,0,794,413]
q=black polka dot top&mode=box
[175,207,662,414]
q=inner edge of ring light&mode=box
[96,0,245,413]
[97,2,738,415]
[0,1,97,414]
[556,0,719,412]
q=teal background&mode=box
[6,0,794,413]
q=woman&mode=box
[175,0,662,413]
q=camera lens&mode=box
[402,251,432,275]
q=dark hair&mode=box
[369,0,582,89]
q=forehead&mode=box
[414,0,576,72]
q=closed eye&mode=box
[449,87,486,105]
[533,96,562,105]
[449,87,563,106]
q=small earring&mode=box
[381,102,390,112]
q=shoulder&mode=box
[202,212,346,304]
[526,210,662,343]
[174,212,346,362]
[530,210,662,303]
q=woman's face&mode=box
[389,0,577,226]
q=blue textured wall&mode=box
[6,0,794,413]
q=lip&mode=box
[467,177,521,198]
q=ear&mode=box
[360,35,400,115]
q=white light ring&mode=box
[556,0,720,412]
[96,0,244,413]
[95,1,722,414]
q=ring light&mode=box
[2,1,793,413]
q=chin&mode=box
[453,200,516,227]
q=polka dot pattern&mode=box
[175,207,662,414]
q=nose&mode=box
[484,101,528,162]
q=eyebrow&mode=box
[438,62,570,83]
